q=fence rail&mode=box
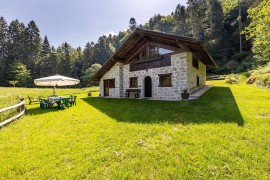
[0,98,26,127]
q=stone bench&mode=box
[125,89,141,98]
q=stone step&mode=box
[188,85,212,100]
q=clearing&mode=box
[0,81,269,179]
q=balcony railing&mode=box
[130,54,171,72]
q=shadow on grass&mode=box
[26,105,64,115]
[82,87,244,126]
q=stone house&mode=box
[91,28,216,100]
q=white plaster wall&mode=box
[186,52,206,90]
[123,52,189,100]
[99,62,123,97]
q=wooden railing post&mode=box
[0,97,26,127]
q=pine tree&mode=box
[0,16,8,85]
[25,20,42,79]
[7,20,26,65]
[60,42,72,76]
[187,0,207,39]
[129,17,137,31]
[174,4,189,36]
[50,46,58,75]
[39,35,52,76]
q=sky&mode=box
[1,0,187,48]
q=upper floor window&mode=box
[192,56,199,69]
[129,77,138,88]
[135,44,175,62]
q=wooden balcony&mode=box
[130,55,171,72]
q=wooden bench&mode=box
[125,89,141,98]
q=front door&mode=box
[104,80,109,96]
[144,76,152,97]
[197,76,200,86]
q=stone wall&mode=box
[186,52,206,91]
[99,52,207,100]
[99,62,123,97]
[122,52,189,100]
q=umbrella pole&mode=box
[53,86,56,95]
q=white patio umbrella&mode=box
[34,74,80,95]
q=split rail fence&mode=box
[0,98,26,127]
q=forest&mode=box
[0,0,269,87]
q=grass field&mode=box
[0,81,269,179]
[0,87,99,123]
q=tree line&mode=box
[0,0,268,87]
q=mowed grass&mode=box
[0,82,269,179]
[0,87,99,122]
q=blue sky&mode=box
[1,0,187,48]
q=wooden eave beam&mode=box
[121,39,146,59]
[148,42,183,53]
[124,43,148,64]
[176,39,202,61]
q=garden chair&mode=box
[69,96,77,106]
[59,98,70,109]
[28,96,40,104]
[40,99,48,109]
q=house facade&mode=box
[91,28,216,100]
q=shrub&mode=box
[248,62,270,88]
[225,74,240,84]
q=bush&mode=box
[248,62,270,88]
[225,74,240,84]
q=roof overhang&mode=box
[91,28,217,82]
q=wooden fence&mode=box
[0,98,26,127]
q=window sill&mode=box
[158,85,172,87]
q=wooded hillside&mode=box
[0,0,268,87]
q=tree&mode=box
[0,16,8,85]
[59,42,72,76]
[206,0,224,41]
[174,4,189,35]
[24,20,41,79]
[9,62,31,87]
[82,63,101,86]
[244,0,270,64]
[187,0,208,39]
[50,46,58,75]
[39,35,52,76]
[129,17,137,31]
[92,36,115,65]
[6,20,26,65]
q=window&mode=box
[134,45,175,62]
[159,73,172,87]
[192,56,199,69]
[129,77,138,88]
[105,79,115,88]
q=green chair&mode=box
[40,99,48,109]
[59,98,70,109]
[69,96,77,106]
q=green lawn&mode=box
[0,81,269,179]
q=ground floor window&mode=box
[158,73,172,87]
[104,79,115,88]
[129,77,138,88]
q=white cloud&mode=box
[103,31,117,37]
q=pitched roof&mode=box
[91,28,216,82]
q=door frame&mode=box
[144,76,152,97]
[104,80,109,96]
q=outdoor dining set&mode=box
[28,95,77,109]
[30,74,80,110]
